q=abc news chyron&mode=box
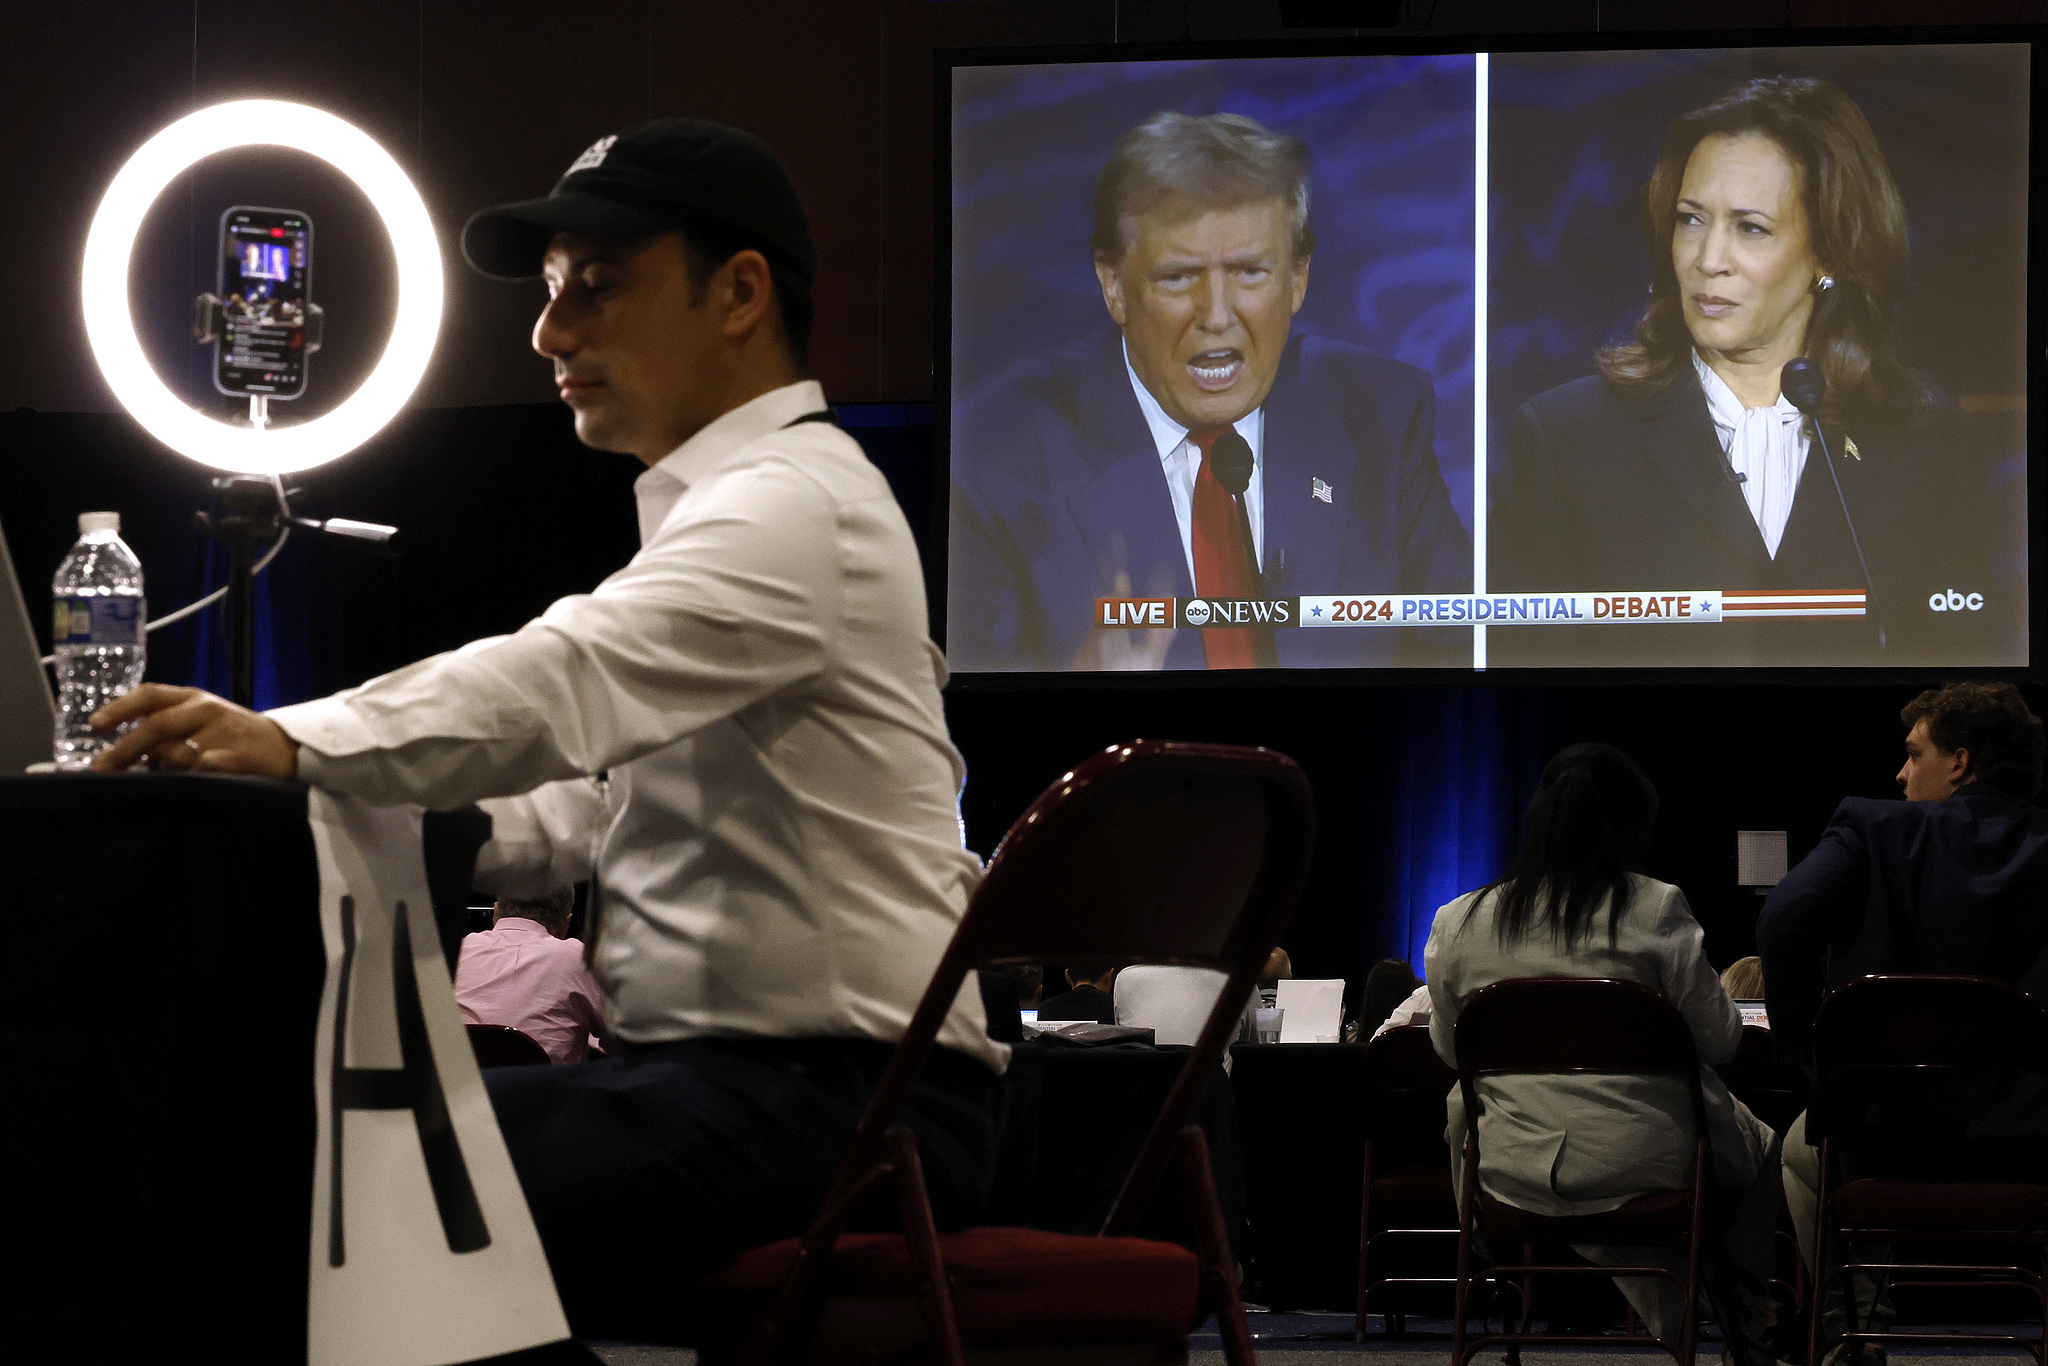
[1094,588,1901,630]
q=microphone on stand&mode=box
[1780,358,1872,596]
[1208,429,1264,594]
[1782,357,1882,648]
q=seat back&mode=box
[1363,1022,1457,1095]
[1361,1023,1458,1174]
[1714,1024,1807,1134]
[1453,978,1708,1160]
[821,739,1314,1234]
[1814,974,2048,1077]
[466,1023,550,1068]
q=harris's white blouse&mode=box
[1694,350,1810,559]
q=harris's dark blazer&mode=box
[1489,372,1985,668]
[948,329,1472,672]
[1758,785,2048,1177]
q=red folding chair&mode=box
[1806,974,2048,1366]
[1354,1023,1460,1337]
[1449,978,1714,1366]
[465,1023,550,1068]
[688,738,1314,1366]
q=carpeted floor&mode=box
[589,1348,695,1366]
[588,1311,2035,1364]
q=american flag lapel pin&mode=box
[1311,477,1333,504]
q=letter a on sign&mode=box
[306,791,567,1366]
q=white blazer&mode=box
[1424,875,1772,1217]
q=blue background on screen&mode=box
[952,54,1479,531]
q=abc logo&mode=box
[1928,590,1985,613]
[1183,600,1212,626]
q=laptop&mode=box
[0,518,56,772]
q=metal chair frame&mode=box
[1713,1024,1812,1323]
[1353,1023,1461,1339]
[1806,974,2048,1366]
[731,739,1315,1366]
[1449,978,1715,1366]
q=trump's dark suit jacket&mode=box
[1759,785,2048,1177]
[1489,372,1988,668]
[948,329,1471,672]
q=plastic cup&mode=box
[1255,1006,1283,1045]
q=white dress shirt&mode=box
[1124,341,1264,585]
[270,380,1004,1073]
[1112,964,1258,1073]
[1694,351,1809,559]
[1369,982,1433,1041]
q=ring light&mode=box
[82,99,442,475]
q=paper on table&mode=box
[1276,978,1345,1043]
[306,790,568,1366]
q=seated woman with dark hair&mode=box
[1347,957,1422,1042]
[1492,75,1981,668]
[1425,743,1780,1366]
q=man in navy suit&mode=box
[948,111,1470,673]
[1760,681,2048,1359]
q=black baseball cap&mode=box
[461,118,815,286]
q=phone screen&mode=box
[216,206,312,398]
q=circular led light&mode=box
[82,100,442,475]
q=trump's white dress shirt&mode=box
[270,380,1003,1073]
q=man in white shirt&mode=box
[454,888,608,1064]
[91,119,1004,1355]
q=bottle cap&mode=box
[78,511,120,535]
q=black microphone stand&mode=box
[194,474,402,709]
[1208,429,1267,593]
[1781,356,1879,649]
[1231,496,1266,595]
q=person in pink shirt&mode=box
[455,888,609,1064]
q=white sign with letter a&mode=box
[306,790,568,1365]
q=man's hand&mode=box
[89,684,299,778]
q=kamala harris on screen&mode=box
[1488,75,1991,669]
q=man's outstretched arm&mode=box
[90,457,839,808]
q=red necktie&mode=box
[1188,427,1276,670]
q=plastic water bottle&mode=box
[51,511,146,770]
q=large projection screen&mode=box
[942,38,2032,676]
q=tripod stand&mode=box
[194,472,399,709]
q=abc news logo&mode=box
[1928,590,1986,613]
[1096,598,1294,629]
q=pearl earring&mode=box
[1815,274,1836,292]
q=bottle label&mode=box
[54,595,144,646]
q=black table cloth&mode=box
[0,773,324,1364]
